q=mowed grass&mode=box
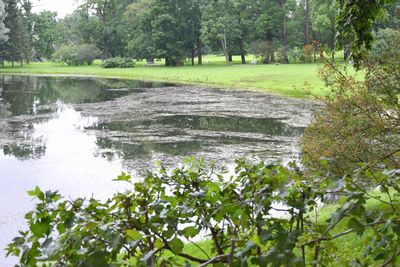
[0,55,335,98]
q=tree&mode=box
[125,0,202,66]
[181,0,203,65]
[336,0,397,66]
[124,0,156,64]
[150,0,188,66]
[0,0,8,44]
[254,1,282,63]
[201,0,236,64]
[311,0,336,62]
[1,0,26,66]
[80,0,131,58]
[56,9,100,47]
[302,0,311,45]
[32,11,59,60]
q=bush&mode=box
[287,47,304,63]
[6,160,400,266]
[249,40,274,64]
[101,57,135,68]
[369,28,400,63]
[276,46,289,64]
[301,35,400,177]
[52,44,100,66]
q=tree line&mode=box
[0,0,399,66]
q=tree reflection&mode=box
[0,75,172,160]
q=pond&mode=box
[0,75,315,265]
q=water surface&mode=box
[0,75,315,265]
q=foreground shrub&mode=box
[301,34,400,177]
[52,44,100,66]
[101,57,135,68]
[6,160,400,266]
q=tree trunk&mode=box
[279,0,289,64]
[221,32,230,64]
[228,52,233,63]
[304,0,311,45]
[197,35,202,65]
[344,44,350,60]
[331,50,335,63]
[270,38,275,63]
[191,47,195,66]
[239,39,246,64]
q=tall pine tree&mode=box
[1,0,31,66]
[0,0,8,43]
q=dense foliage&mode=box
[32,11,59,61]
[336,0,398,66]
[0,0,32,66]
[0,0,399,66]
[7,159,400,266]
[52,44,100,66]
[302,30,400,177]
[0,0,8,44]
[101,57,135,68]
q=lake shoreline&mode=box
[0,61,330,98]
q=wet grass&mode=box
[0,55,334,98]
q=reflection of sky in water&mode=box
[0,76,316,266]
[0,76,173,265]
[0,105,129,266]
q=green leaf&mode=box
[56,223,66,234]
[28,186,45,201]
[126,230,143,241]
[170,237,184,254]
[348,217,364,235]
[251,235,263,248]
[154,239,164,249]
[181,226,200,238]
[114,172,132,182]
[30,218,51,238]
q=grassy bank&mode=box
[0,56,331,98]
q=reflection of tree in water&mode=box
[0,119,47,159]
[0,75,174,160]
[0,76,156,117]
[3,144,46,160]
[95,137,203,160]
[91,114,303,167]
[157,115,304,137]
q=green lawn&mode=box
[0,57,333,98]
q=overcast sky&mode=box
[31,0,81,18]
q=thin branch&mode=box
[198,254,230,267]
[304,220,400,246]
[154,233,208,264]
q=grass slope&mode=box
[0,55,331,98]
